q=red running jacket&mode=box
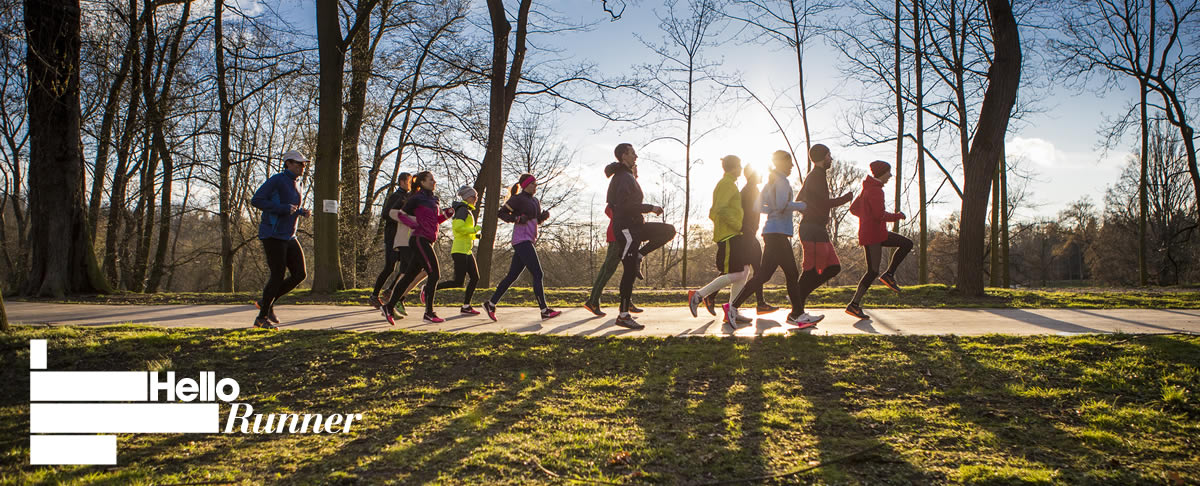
[849,176,904,246]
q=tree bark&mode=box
[955,0,1020,296]
[474,0,531,287]
[88,0,142,240]
[914,0,927,284]
[1138,80,1149,286]
[893,0,904,234]
[23,0,111,296]
[989,152,1000,287]
[1000,146,1009,287]
[145,0,191,293]
[340,0,374,289]
[214,0,235,291]
[312,0,346,292]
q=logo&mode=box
[28,339,364,465]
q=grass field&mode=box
[16,283,1200,309]
[2,326,1198,485]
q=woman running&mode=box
[433,185,482,315]
[482,173,562,321]
[384,171,454,323]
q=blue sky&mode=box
[274,0,1135,225]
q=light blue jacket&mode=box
[760,170,807,235]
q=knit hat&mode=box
[870,160,891,178]
[457,185,477,200]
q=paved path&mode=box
[7,302,1200,337]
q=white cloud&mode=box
[1006,136,1127,169]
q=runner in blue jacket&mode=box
[249,150,312,330]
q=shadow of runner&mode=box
[1065,309,1193,333]
[980,309,1106,334]
[800,337,935,483]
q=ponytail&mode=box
[510,182,521,196]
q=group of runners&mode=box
[248,143,911,331]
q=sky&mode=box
[275,0,1139,227]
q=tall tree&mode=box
[955,0,1020,296]
[23,0,110,296]
[472,0,532,287]
[641,0,726,287]
[913,0,929,284]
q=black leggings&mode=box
[732,233,802,315]
[744,238,769,307]
[490,241,547,309]
[259,238,307,318]
[616,222,677,313]
[851,232,913,305]
[389,236,440,315]
[796,264,841,314]
[436,252,479,305]
[371,244,400,298]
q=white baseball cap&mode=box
[281,150,310,164]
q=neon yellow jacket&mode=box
[450,201,481,254]
[709,173,743,243]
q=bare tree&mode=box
[24,0,110,296]
[639,0,729,287]
[955,0,1020,296]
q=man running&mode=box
[608,143,676,330]
[688,156,751,325]
[249,150,312,330]
[791,144,853,328]
[724,150,808,326]
[583,162,642,317]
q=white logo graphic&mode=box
[28,339,363,465]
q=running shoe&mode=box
[460,305,480,315]
[614,313,645,330]
[382,307,396,326]
[722,303,739,325]
[395,298,407,316]
[879,273,902,293]
[253,317,277,331]
[734,314,753,325]
[786,312,825,327]
[255,301,279,324]
[789,320,818,331]
[629,304,644,314]
[583,301,606,317]
[845,303,868,320]
[483,300,498,321]
[756,303,780,314]
[423,312,444,323]
[688,290,702,318]
[702,294,716,316]
[541,308,562,319]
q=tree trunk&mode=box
[1138,80,1149,286]
[474,0,531,287]
[914,0,927,284]
[23,0,111,296]
[312,0,345,292]
[1000,146,1009,287]
[788,0,812,167]
[88,0,142,240]
[214,0,235,291]
[145,0,191,293]
[956,0,1020,297]
[893,0,904,234]
[0,283,8,332]
[340,0,373,289]
[682,58,694,288]
[989,153,1000,287]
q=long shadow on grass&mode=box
[791,336,934,483]
[922,336,1172,483]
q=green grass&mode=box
[2,326,1198,485]
[17,283,1200,309]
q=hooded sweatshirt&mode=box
[759,169,807,235]
[450,200,480,254]
[709,172,742,243]
[499,191,548,245]
[251,170,303,240]
[606,162,655,231]
[796,165,852,242]
[849,176,903,246]
[392,188,450,242]
[379,187,409,246]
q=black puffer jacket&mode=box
[605,162,655,231]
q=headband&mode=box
[519,175,537,189]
